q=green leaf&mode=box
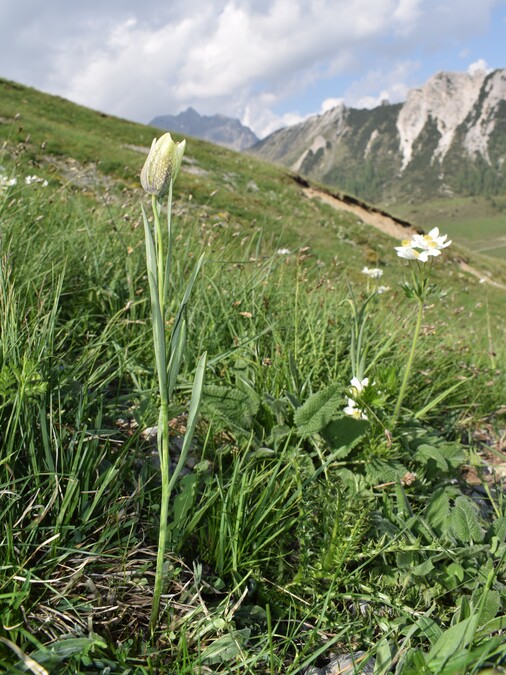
[168,473,199,549]
[475,588,501,627]
[475,614,506,639]
[320,415,368,453]
[425,488,450,534]
[449,496,484,544]
[427,615,478,662]
[414,378,468,419]
[294,383,342,436]
[167,353,207,496]
[365,458,407,486]
[200,628,251,665]
[27,636,107,666]
[411,558,435,577]
[202,383,259,431]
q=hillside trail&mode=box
[303,185,506,292]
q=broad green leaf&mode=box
[425,488,450,533]
[411,558,435,577]
[427,615,478,662]
[475,588,501,627]
[449,496,484,544]
[475,614,506,639]
[202,383,259,431]
[320,415,368,452]
[293,383,342,436]
[200,628,251,665]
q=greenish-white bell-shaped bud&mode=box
[140,133,186,198]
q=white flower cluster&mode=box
[0,175,17,189]
[395,227,451,262]
[343,376,369,421]
[361,266,383,279]
[25,175,48,187]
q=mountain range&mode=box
[150,107,258,151]
[249,69,506,205]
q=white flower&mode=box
[343,397,368,420]
[25,175,48,187]
[0,176,17,188]
[344,376,369,419]
[395,241,434,262]
[395,227,451,263]
[412,227,451,252]
[362,266,383,279]
[276,248,290,255]
[350,376,369,395]
[376,285,390,294]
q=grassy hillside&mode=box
[0,79,505,673]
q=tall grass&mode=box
[0,128,505,672]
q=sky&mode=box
[0,0,505,138]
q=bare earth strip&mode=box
[302,186,418,240]
[303,186,506,292]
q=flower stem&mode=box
[391,297,424,427]
[149,192,172,636]
[150,396,170,635]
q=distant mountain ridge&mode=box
[150,107,259,151]
[249,69,506,204]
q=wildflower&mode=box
[350,376,369,396]
[412,227,451,253]
[395,241,432,262]
[395,227,451,262]
[344,376,369,420]
[0,176,17,189]
[362,266,383,279]
[25,175,48,187]
[277,248,291,255]
[376,285,390,294]
[140,133,186,198]
[343,397,368,420]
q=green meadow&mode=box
[391,196,506,260]
[0,78,505,673]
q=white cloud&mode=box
[342,61,420,109]
[467,58,492,76]
[0,0,502,139]
[321,97,344,113]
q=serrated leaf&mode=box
[365,458,407,486]
[449,496,484,544]
[294,383,342,436]
[320,415,368,453]
[202,384,259,431]
[475,588,501,627]
[486,516,506,545]
[425,488,450,534]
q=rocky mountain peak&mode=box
[396,70,487,168]
[149,108,259,151]
[249,67,506,205]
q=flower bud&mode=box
[140,133,186,198]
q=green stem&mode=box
[150,397,170,635]
[391,297,424,427]
[149,192,172,636]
